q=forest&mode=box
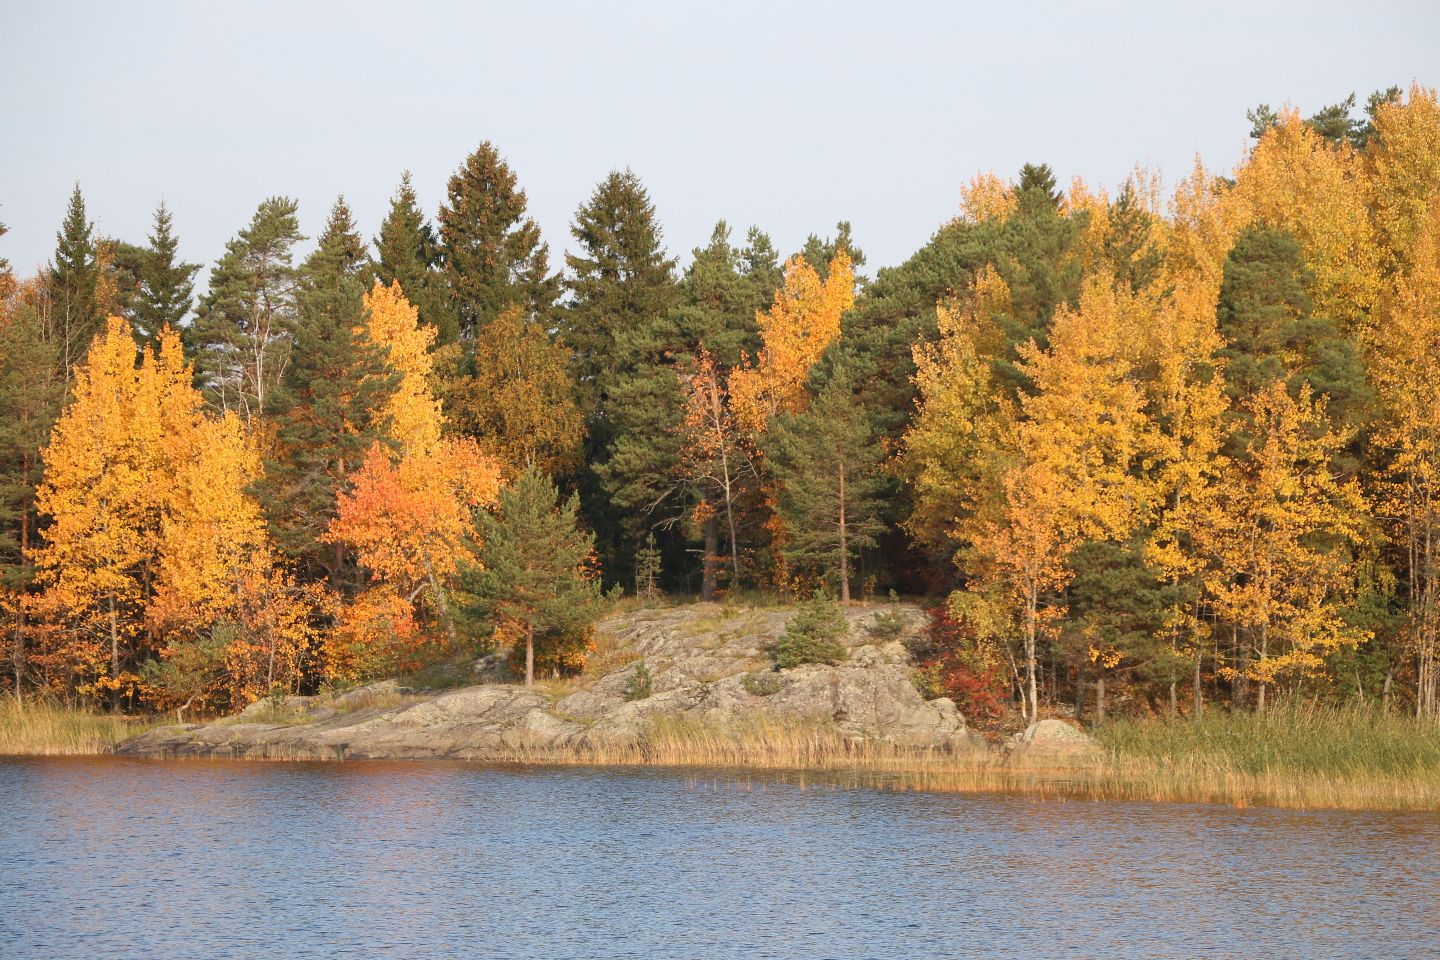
[2,84,1438,725]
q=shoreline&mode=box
[5,703,1437,813]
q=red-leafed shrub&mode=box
[911,606,1008,719]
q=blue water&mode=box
[1,757,1437,959]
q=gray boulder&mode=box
[1005,719,1104,763]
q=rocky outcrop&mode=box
[114,602,989,760]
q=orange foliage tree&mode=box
[676,349,757,596]
[729,251,854,434]
[324,284,504,681]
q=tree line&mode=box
[2,84,1438,722]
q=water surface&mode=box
[1,757,1436,959]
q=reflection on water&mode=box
[1,757,1437,959]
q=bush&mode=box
[741,672,782,696]
[771,590,849,669]
[912,605,1008,718]
[626,661,653,701]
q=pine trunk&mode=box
[525,625,535,688]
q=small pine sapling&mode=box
[771,589,850,668]
[626,660,653,701]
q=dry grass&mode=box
[0,697,164,756]
[7,688,1438,811]
[499,713,1440,811]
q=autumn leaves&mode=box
[903,85,1440,719]
[35,282,503,709]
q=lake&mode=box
[1,757,1437,959]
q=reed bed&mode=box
[512,711,1440,811]
[4,695,1437,810]
[0,698,162,756]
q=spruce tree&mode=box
[457,466,607,687]
[259,200,396,586]
[635,532,662,601]
[764,366,886,602]
[561,168,678,421]
[47,183,102,379]
[132,201,199,343]
[190,197,305,423]
[772,589,849,668]
[374,172,453,343]
[437,142,558,338]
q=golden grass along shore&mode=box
[0,698,164,756]
[4,696,1437,812]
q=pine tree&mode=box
[47,183,102,380]
[1216,225,1371,446]
[798,222,867,285]
[765,367,886,601]
[190,197,305,423]
[374,172,453,343]
[132,201,199,343]
[457,466,607,687]
[437,142,558,338]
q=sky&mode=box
[2,0,1438,286]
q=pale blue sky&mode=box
[2,0,1437,283]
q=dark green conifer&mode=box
[47,183,102,379]
[258,199,397,587]
[1016,162,1062,212]
[764,366,886,602]
[798,221,866,284]
[597,222,779,592]
[374,172,453,342]
[772,589,849,668]
[1215,225,1372,451]
[0,303,64,692]
[561,168,678,421]
[437,142,558,338]
[132,201,199,343]
[1103,183,1163,293]
[457,466,608,687]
